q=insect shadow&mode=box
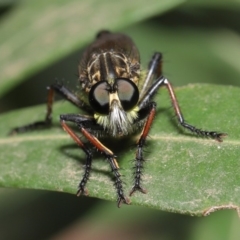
[58,134,147,181]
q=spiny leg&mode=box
[78,124,130,207]
[131,51,226,197]
[130,102,156,196]
[9,83,93,135]
[61,120,92,196]
[130,78,226,196]
[139,73,226,142]
[163,78,226,142]
[60,114,130,207]
[131,54,161,195]
[140,52,226,142]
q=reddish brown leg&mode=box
[60,115,130,207]
[9,83,92,135]
[61,120,92,196]
[139,76,226,142]
[133,52,225,198]
[130,102,156,196]
[163,78,226,142]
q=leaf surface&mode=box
[0,84,239,216]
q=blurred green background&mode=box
[0,0,240,239]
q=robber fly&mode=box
[10,30,225,207]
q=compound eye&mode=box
[89,81,109,114]
[115,78,139,111]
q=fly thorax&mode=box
[88,52,132,86]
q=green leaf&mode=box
[0,84,239,216]
[0,0,184,97]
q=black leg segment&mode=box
[130,102,157,196]
[60,114,130,207]
[9,83,93,135]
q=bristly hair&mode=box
[94,104,139,137]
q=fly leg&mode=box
[9,83,93,135]
[139,55,226,142]
[60,114,130,207]
[162,78,226,141]
[130,102,156,196]
[60,119,92,196]
[131,53,226,196]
